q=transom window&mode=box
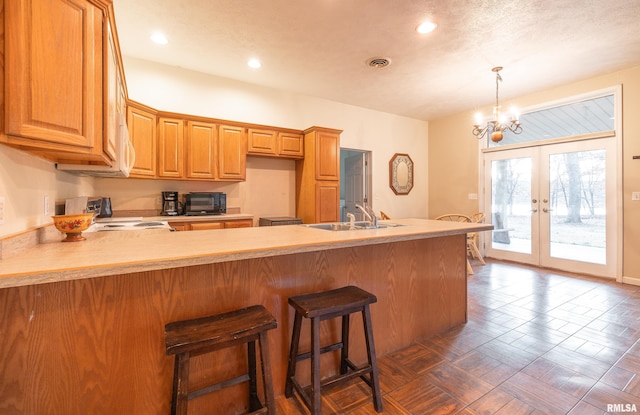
[488,93,615,148]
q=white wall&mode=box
[0,144,95,237]
[111,57,429,220]
[0,56,429,238]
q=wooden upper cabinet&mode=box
[158,118,184,178]
[186,121,217,179]
[247,128,303,159]
[127,102,157,177]
[2,0,109,163]
[247,128,277,155]
[278,132,304,158]
[314,129,340,181]
[218,125,247,180]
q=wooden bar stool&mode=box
[284,286,383,414]
[165,305,277,415]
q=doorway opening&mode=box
[340,149,372,222]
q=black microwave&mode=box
[183,192,226,216]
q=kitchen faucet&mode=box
[346,212,356,230]
[355,204,377,228]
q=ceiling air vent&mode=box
[367,57,391,68]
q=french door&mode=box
[483,138,618,278]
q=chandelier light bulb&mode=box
[511,107,520,121]
[474,112,483,126]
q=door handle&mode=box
[542,208,553,213]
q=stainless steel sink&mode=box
[304,221,404,231]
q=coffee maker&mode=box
[161,191,180,216]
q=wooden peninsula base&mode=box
[0,234,468,415]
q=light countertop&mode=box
[0,218,492,289]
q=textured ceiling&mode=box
[113,0,640,121]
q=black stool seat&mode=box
[285,286,383,414]
[165,305,277,415]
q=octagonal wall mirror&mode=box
[389,153,414,195]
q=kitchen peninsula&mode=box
[0,218,491,415]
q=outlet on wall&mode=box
[44,195,50,216]
[632,192,640,201]
[0,196,5,225]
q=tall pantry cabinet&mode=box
[295,126,342,223]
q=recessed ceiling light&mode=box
[150,32,168,45]
[248,58,262,69]
[416,21,437,34]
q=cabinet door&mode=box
[247,129,277,155]
[278,132,304,158]
[316,182,340,223]
[224,219,253,228]
[190,222,224,231]
[103,20,120,163]
[158,118,184,178]
[218,125,247,180]
[127,104,157,177]
[168,222,188,231]
[316,131,339,180]
[186,121,217,179]
[4,0,103,152]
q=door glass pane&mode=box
[491,157,532,254]
[547,150,606,264]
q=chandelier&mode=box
[472,66,523,143]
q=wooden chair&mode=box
[467,212,486,266]
[434,214,476,275]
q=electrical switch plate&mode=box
[632,192,640,201]
[0,196,5,225]
[468,193,478,200]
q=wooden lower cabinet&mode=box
[223,219,253,228]
[169,219,253,231]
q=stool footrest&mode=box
[294,341,344,362]
[321,364,372,389]
[288,364,373,406]
[189,373,251,401]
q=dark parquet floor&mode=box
[276,260,640,414]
